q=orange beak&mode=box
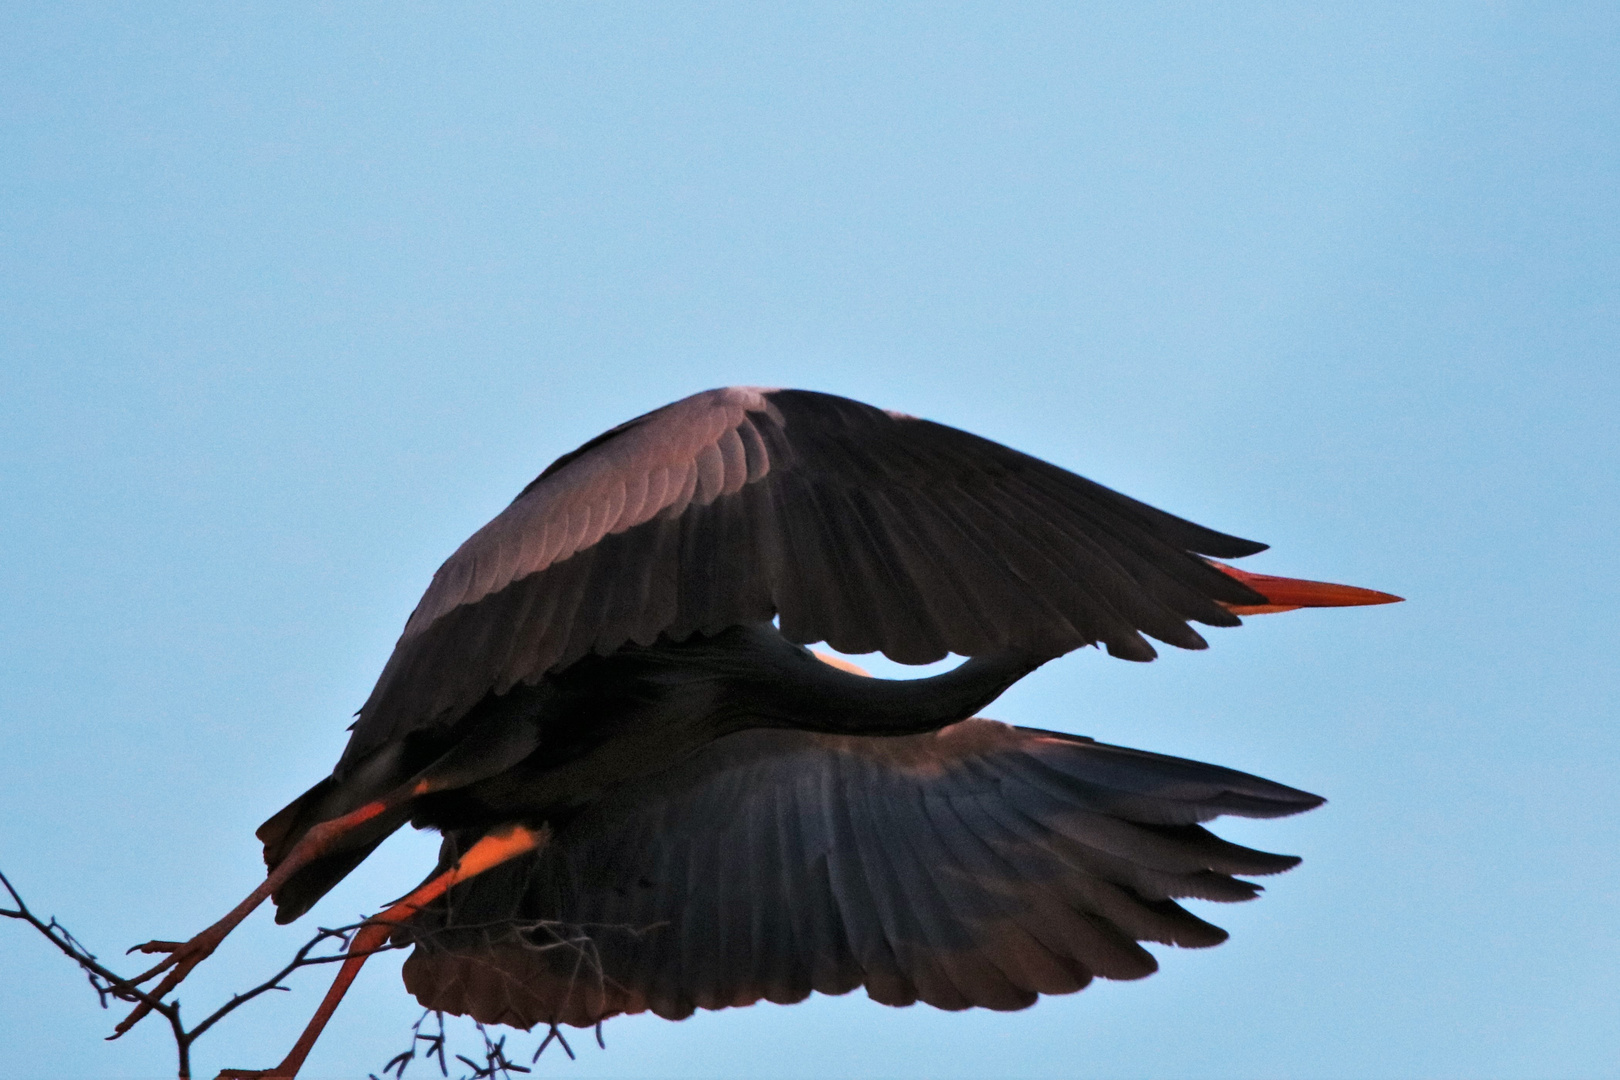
[1209,560,1404,615]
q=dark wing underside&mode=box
[346,388,1267,766]
[399,719,1321,1028]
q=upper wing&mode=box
[348,388,1270,761]
[349,388,1267,761]
[399,719,1321,1028]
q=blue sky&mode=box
[2,3,1616,1077]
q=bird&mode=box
[114,387,1399,1078]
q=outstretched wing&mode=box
[348,388,1267,762]
[399,719,1322,1028]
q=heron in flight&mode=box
[116,388,1398,1078]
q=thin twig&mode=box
[2,869,194,1076]
[187,923,401,1042]
[7,868,625,1079]
[1,868,399,1078]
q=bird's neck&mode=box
[719,623,1049,736]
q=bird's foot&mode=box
[110,929,226,1035]
[216,1069,292,1079]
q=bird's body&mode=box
[121,387,1399,1077]
[258,623,1046,925]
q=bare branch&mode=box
[3,869,194,1076]
[2,868,399,1079]
[7,868,622,1079]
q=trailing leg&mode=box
[214,823,548,1080]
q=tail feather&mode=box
[270,835,399,924]
[255,751,415,923]
[256,778,334,869]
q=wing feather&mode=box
[919,789,1088,996]
[347,388,1269,765]
[399,719,1320,1028]
[824,756,914,1006]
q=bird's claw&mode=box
[111,932,225,1035]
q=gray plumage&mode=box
[344,387,1266,768]
[253,386,1323,1032]
[401,719,1318,1028]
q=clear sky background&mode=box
[2,4,1616,1078]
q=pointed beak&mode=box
[1208,560,1404,615]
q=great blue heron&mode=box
[115,388,1398,1078]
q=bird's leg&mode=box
[214,823,548,1080]
[114,779,430,1036]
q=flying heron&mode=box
[115,387,1399,1078]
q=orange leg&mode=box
[215,823,547,1080]
[116,779,433,1036]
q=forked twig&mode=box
[5,868,631,1079]
[1,868,397,1078]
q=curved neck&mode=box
[728,625,1049,736]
